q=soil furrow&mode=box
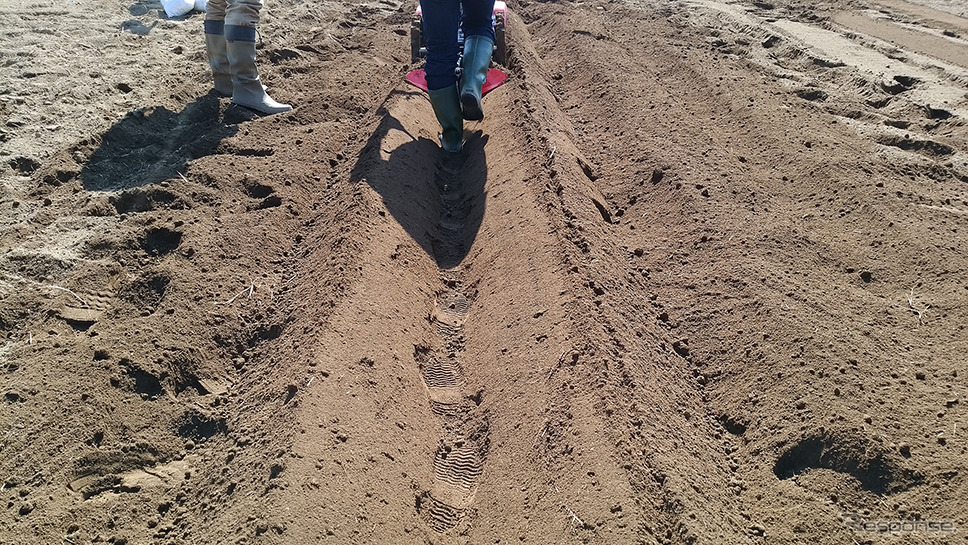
[421,149,489,531]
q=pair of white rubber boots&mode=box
[205,22,291,115]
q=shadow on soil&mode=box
[80,93,237,192]
[351,94,487,269]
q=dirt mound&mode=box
[1,0,966,543]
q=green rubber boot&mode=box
[460,35,493,121]
[428,85,463,153]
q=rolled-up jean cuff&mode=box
[225,24,257,42]
[204,19,224,34]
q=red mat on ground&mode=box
[406,68,508,95]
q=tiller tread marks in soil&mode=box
[406,1,509,94]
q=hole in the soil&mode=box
[672,339,690,358]
[110,188,178,214]
[177,413,227,442]
[268,48,302,63]
[718,414,748,436]
[93,349,110,361]
[249,323,283,347]
[118,359,164,400]
[877,135,954,156]
[8,156,40,174]
[284,384,298,404]
[810,57,845,69]
[269,464,284,479]
[73,444,164,496]
[66,318,94,331]
[78,475,123,500]
[893,75,918,88]
[773,431,918,494]
[173,373,209,396]
[146,275,169,297]
[257,195,283,209]
[925,107,951,120]
[881,76,918,95]
[867,96,892,108]
[884,119,909,129]
[140,228,182,256]
[89,431,104,447]
[468,390,483,405]
[246,183,275,199]
[413,344,431,363]
[115,82,133,93]
[591,197,613,224]
[577,157,598,181]
[796,88,827,102]
[120,273,170,312]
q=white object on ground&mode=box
[161,0,193,17]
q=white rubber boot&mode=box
[224,25,292,115]
[204,21,233,97]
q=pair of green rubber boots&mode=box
[428,36,494,153]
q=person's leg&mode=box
[420,0,461,91]
[224,0,292,114]
[460,0,495,42]
[420,0,463,151]
[458,0,495,120]
[204,0,232,96]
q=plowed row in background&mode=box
[520,0,967,543]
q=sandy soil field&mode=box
[1,0,967,543]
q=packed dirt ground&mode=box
[2,0,967,543]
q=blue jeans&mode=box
[420,0,495,90]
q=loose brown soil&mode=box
[1,0,967,543]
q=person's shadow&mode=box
[80,93,238,192]
[351,91,487,270]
